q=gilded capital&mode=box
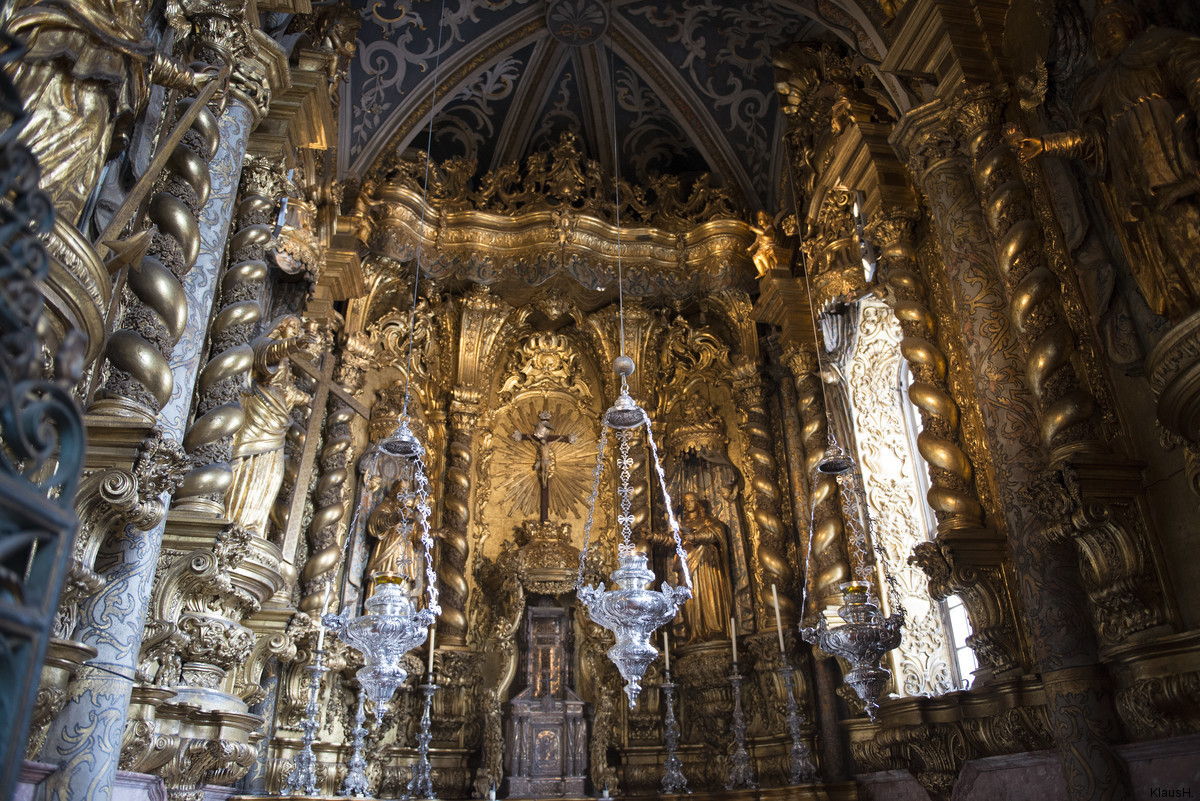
[178,0,255,65]
[889,99,959,180]
[864,211,919,252]
[239,155,291,200]
[783,347,818,380]
[947,83,1009,145]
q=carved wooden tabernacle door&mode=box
[505,604,587,797]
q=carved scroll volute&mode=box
[61,430,191,641]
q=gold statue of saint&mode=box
[3,0,220,225]
[676,492,733,643]
[1010,2,1200,322]
[225,318,315,537]
[364,476,420,588]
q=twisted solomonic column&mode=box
[175,157,285,510]
[868,213,1023,677]
[437,387,481,646]
[94,98,219,417]
[871,214,979,526]
[955,87,1097,457]
[300,334,373,612]
[954,86,1170,648]
[785,348,851,614]
[731,358,795,626]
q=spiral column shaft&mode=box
[957,89,1097,457]
[436,387,480,645]
[869,214,1024,676]
[872,217,981,527]
[786,349,851,613]
[956,88,1170,649]
[731,359,795,626]
[299,348,369,612]
[175,182,274,509]
[95,98,219,415]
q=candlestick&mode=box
[408,675,439,799]
[725,670,756,790]
[772,584,786,655]
[663,630,670,673]
[428,624,436,675]
[730,616,738,664]
[660,675,687,794]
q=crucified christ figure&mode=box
[512,410,577,522]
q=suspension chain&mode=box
[643,411,691,591]
[576,424,610,590]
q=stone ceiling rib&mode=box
[490,37,569,171]
[344,5,546,177]
[608,15,759,208]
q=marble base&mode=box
[855,733,1200,800]
[17,764,165,801]
[16,762,56,801]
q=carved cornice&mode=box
[366,137,755,302]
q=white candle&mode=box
[663,630,670,673]
[427,624,436,674]
[315,584,331,652]
[730,616,738,665]
[772,584,786,655]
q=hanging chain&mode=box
[798,475,819,629]
[642,411,692,591]
[408,449,441,615]
[576,423,610,590]
[840,470,905,620]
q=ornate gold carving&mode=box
[499,333,593,403]
[749,211,791,279]
[2,0,219,226]
[674,493,733,643]
[493,400,594,523]
[1009,6,1200,325]
[730,357,794,626]
[367,140,754,302]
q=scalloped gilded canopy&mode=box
[338,0,863,211]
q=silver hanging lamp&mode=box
[576,357,693,708]
[795,215,904,721]
[324,420,440,723]
[324,1,448,786]
[571,14,693,709]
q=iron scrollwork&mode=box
[0,30,86,799]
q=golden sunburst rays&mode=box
[494,396,596,521]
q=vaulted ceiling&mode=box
[337,0,888,212]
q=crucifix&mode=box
[512,410,577,522]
